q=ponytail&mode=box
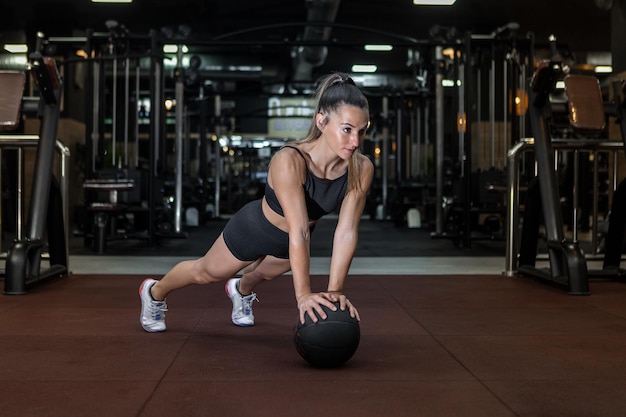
[301,72,369,193]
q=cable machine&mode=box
[429,25,532,248]
[78,26,224,252]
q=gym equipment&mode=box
[599,79,626,272]
[428,27,531,247]
[76,27,215,252]
[4,40,68,294]
[602,177,626,271]
[81,29,157,251]
[506,139,624,276]
[576,77,626,273]
[293,301,360,368]
[515,37,588,294]
[513,36,626,292]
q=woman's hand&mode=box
[297,292,360,324]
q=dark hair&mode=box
[300,72,369,193]
[303,72,369,142]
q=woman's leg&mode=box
[151,233,251,300]
[238,255,291,295]
[224,255,291,327]
[140,233,254,332]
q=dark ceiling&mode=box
[1,0,612,47]
[0,0,614,92]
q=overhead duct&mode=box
[292,0,341,83]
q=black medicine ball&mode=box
[293,301,360,367]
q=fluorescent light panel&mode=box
[441,79,462,87]
[3,44,28,53]
[351,64,377,73]
[163,44,189,54]
[595,65,613,73]
[364,44,393,52]
[413,0,456,5]
[92,0,133,3]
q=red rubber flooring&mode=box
[3,273,626,417]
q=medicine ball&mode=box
[293,301,360,367]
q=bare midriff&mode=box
[261,197,318,233]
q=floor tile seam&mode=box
[153,378,485,384]
[585,303,626,321]
[406,305,615,311]
[0,334,193,339]
[380,290,463,349]
[0,378,170,383]
[416,332,626,337]
[424,334,520,416]
[3,377,617,383]
[428,333,626,340]
[403,307,626,321]
[133,330,198,416]
[479,378,626,384]
[366,276,432,330]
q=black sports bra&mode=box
[264,145,348,220]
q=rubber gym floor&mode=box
[2,217,626,417]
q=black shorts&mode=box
[222,199,290,261]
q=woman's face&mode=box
[318,105,369,160]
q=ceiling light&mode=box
[163,44,177,53]
[163,44,189,54]
[3,44,28,53]
[441,79,461,87]
[595,65,613,73]
[91,0,133,3]
[351,65,377,73]
[413,0,456,5]
[364,44,393,52]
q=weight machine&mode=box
[79,26,222,252]
[514,36,626,293]
[3,38,68,294]
[429,27,532,247]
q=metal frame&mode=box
[0,136,70,259]
[505,138,624,277]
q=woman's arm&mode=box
[267,149,315,304]
[327,155,374,307]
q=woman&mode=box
[139,72,374,332]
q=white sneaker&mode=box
[225,278,258,327]
[139,278,167,332]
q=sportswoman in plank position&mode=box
[139,72,373,332]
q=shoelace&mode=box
[242,293,259,314]
[149,300,168,319]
